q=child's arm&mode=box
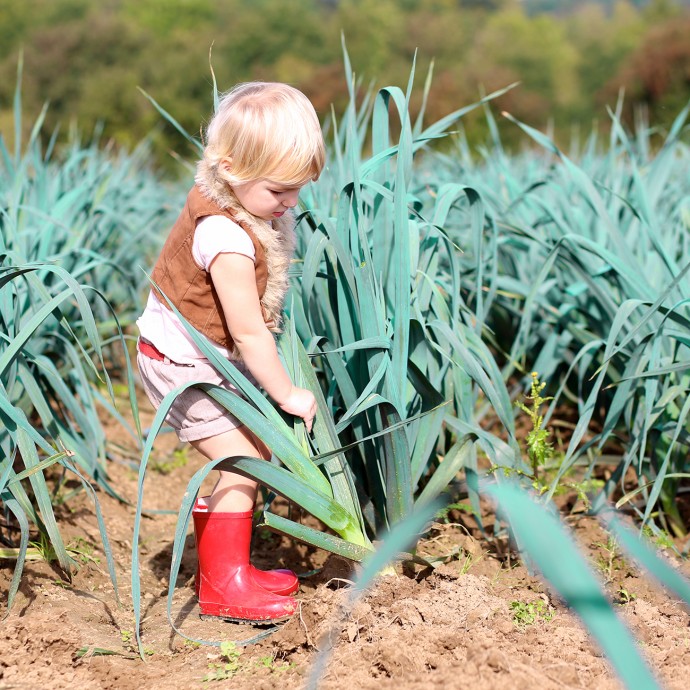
[209,252,316,431]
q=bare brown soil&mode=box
[1,396,690,690]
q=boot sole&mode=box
[199,613,294,625]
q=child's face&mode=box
[232,179,304,221]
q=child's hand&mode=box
[278,386,317,433]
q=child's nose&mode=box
[283,192,299,208]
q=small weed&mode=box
[594,537,627,583]
[198,643,291,680]
[254,654,293,673]
[28,534,99,567]
[510,599,554,626]
[28,533,59,563]
[257,528,275,543]
[490,373,557,486]
[616,587,637,605]
[435,501,475,523]
[515,372,554,479]
[51,483,85,508]
[642,525,675,550]
[100,382,131,399]
[118,629,153,655]
[496,374,609,511]
[203,641,242,682]
[567,477,605,511]
[458,552,479,575]
[151,447,189,475]
[69,537,100,565]
[52,579,73,589]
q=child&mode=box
[136,82,325,624]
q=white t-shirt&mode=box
[136,215,256,363]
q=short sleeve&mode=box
[193,215,256,270]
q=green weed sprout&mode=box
[203,641,242,682]
[510,599,554,627]
[515,372,554,480]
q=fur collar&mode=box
[195,159,297,338]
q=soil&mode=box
[2,394,690,690]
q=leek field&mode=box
[2,60,690,689]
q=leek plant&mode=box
[0,57,180,610]
[289,52,525,537]
[435,100,690,540]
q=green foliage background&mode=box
[1,0,689,170]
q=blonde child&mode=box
[136,82,325,624]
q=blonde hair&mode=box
[203,82,325,187]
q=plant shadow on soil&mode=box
[2,396,690,690]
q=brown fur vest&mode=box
[150,160,296,359]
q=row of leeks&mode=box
[435,97,690,541]
[1,56,181,610]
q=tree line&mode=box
[0,0,688,170]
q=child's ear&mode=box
[219,156,233,174]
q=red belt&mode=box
[138,338,194,367]
[138,338,167,362]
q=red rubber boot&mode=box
[193,508,298,624]
[193,497,298,596]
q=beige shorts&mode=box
[137,352,256,442]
